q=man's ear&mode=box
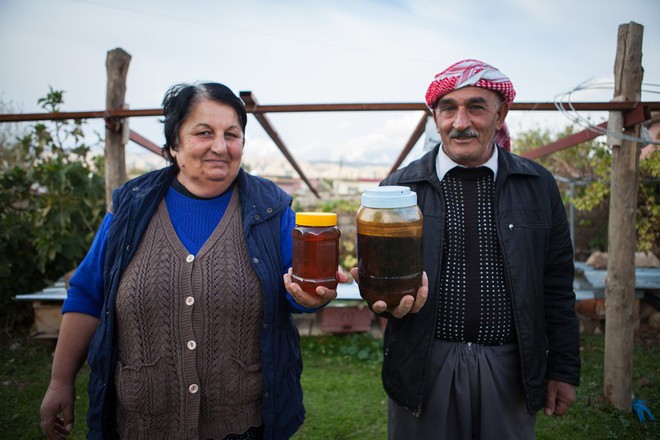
[496,101,510,130]
[432,108,442,133]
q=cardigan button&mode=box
[186,254,195,263]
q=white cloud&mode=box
[1,0,658,168]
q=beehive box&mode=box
[318,303,373,333]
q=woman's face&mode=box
[171,99,244,197]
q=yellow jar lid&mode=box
[296,212,337,227]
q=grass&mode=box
[292,335,387,439]
[1,331,658,439]
[1,338,90,439]
[534,331,659,440]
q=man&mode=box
[377,59,580,439]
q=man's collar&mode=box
[435,144,499,181]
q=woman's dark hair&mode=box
[160,82,248,165]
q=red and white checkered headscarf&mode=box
[425,59,516,150]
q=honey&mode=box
[291,212,340,294]
[356,187,423,307]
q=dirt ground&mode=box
[635,321,660,349]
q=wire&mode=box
[553,78,660,146]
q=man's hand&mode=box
[284,268,348,308]
[350,268,428,318]
[544,380,576,416]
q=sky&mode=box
[1,0,659,169]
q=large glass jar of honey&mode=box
[356,186,423,307]
[292,212,340,294]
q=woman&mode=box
[39,82,345,439]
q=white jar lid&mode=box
[361,186,417,208]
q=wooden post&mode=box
[104,48,131,208]
[603,22,644,412]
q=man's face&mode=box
[433,87,509,167]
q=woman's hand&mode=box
[350,268,428,318]
[39,312,99,439]
[40,380,75,439]
[284,268,349,309]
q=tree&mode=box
[513,124,659,255]
[0,88,106,331]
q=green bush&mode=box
[0,88,105,332]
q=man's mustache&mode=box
[449,128,479,139]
